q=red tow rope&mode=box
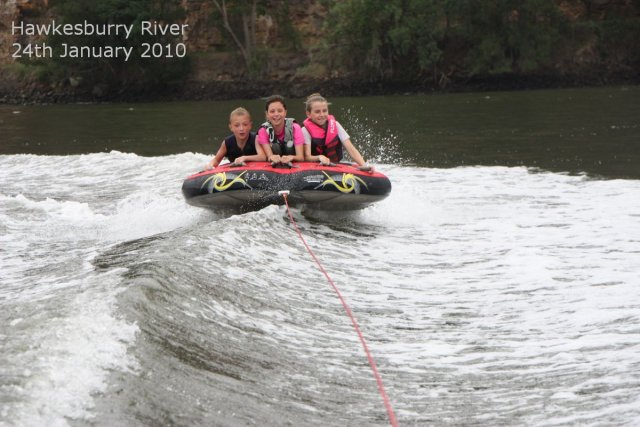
[279,191,399,427]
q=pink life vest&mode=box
[303,115,343,163]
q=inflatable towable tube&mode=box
[182,161,392,211]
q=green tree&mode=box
[324,0,399,79]
[457,0,567,74]
[210,0,301,76]
[323,0,468,82]
[386,0,448,83]
[211,0,261,70]
[324,0,570,82]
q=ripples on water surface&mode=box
[1,151,639,426]
[1,87,640,426]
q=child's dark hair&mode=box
[264,94,286,111]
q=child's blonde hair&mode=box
[229,107,251,122]
[304,93,331,112]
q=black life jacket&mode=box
[260,118,296,155]
[224,132,257,162]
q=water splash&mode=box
[338,105,410,165]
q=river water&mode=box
[1,86,639,426]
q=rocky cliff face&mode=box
[181,0,329,81]
[1,1,22,63]
[2,0,637,66]
[180,0,218,51]
[558,0,636,20]
[0,0,334,101]
[0,0,328,75]
[0,0,637,103]
[1,0,55,68]
[0,0,213,65]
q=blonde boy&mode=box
[207,108,266,169]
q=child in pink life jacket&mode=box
[257,95,305,164]
[302,93,373,170]
[206,107,266,169]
